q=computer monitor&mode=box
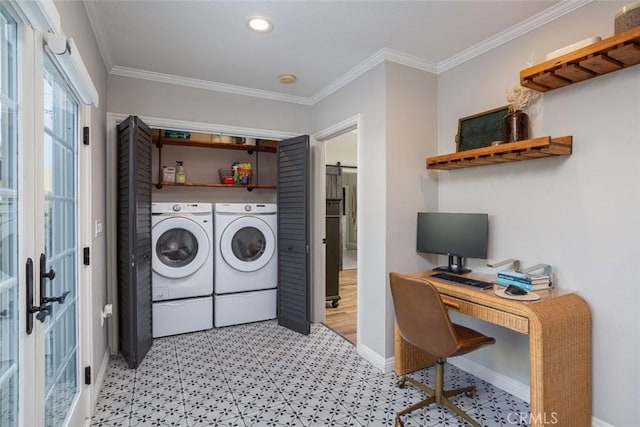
[416,212,489,274]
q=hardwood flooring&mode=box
[324,269,357,344]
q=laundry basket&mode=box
[218,168,235,184]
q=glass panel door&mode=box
[42,55,79,427]
[0,7,18,426]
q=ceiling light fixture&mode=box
[246,16,273,33]
[278,74,297,84]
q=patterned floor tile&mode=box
[94,322,530,427]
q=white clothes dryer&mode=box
[152,202,213,337]
[214,203,277,327]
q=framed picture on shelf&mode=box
[456,105,509,152]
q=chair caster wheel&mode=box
[396,378,407,388]
[395,416,404,427]
[465,388,476,398]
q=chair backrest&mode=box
[389,272,459,358]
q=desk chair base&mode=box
[395,359,480,427]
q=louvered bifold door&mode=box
[117,115,153,368]
[277,135,311,335]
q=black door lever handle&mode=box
[44,290,71,305]
[35,304,52,322]
[41,267,56,281]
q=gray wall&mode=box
[436,2,639,425]
[55,0,109,400]
[311,62,437,357]
[107,75,310,133]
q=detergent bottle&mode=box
[175,161,186,184]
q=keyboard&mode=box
[429,272,493,290]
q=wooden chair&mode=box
[389,272,496,427]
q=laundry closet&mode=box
[117,116,309,367]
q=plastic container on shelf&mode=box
[175,161,186,184]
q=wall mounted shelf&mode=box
[154,136,277,154]
[426,136,572,170]
[151,182,277,190]
[521,26,640,92]
[153,130,277,191]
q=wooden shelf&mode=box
[521,26,640,92]
[154,137,277,153]
[426,136,572,170]
[153,182,276,190]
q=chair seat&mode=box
[451,324,496,358]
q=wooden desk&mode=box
[395,271,592,427]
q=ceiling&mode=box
[84,1,589,105]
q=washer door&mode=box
[153,216,210,278]
[220,216,275,272]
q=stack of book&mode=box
[495,269,552,291]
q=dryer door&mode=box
[153,217,210,278]
[220,216,276,272]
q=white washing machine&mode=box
[214,203,277,327]
[152,202,213,337]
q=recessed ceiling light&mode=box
[246,16,273,33]
[278,74,297,84]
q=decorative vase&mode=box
[502,110,529,143]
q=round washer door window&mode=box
[220,216,275,272]
[152,217,210,278]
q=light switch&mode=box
[95,220,103,237]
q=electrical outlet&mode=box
[95,220,103,237]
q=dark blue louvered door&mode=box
[117,116,153,368]
[277,135,311,335]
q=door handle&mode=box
[39,253,57,307]
[43,290,71,305]
[26,257,53,333]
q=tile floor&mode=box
[92,321,530,426]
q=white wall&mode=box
[437,2,639,425]
[55,0,109,401]
[313,64,388,355]
[312,62,437,358]
[325,132,357,166]
[384,63,439,356]
[108,75,311,132]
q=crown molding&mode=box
[438,0,593,73]
[96,0,591,106]
[82,0,113,72]
[309,48,438,105]
[110,65,313,106]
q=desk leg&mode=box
[529,294,592,427]
[394,322,436,375]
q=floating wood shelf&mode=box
[152,182,277,190]
[521,26,640,92]
[426,136,572,170]
[153,137,277,153]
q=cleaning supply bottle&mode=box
[175,161,186,184]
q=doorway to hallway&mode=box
[323,131,358,344]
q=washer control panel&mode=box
[172,204,182,212]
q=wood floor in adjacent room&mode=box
[325,269,357,344]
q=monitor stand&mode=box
[433,255,471,274]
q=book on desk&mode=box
[495,269,552,291]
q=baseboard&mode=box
[92,349,111,412]
[592,417,615,427]
[447,357,530,403]
[357,344,394,373]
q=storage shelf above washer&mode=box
[152,182,277,190]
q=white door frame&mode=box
[311,114,361,346]
[14,22,93,426]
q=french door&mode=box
[0,6,90,426]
